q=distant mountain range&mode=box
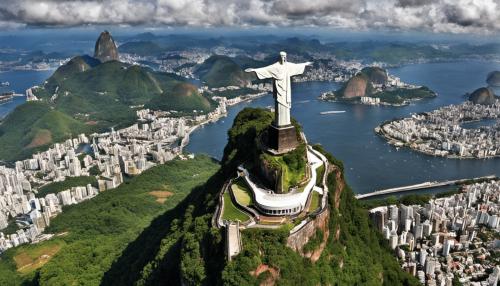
[117,33,500,65]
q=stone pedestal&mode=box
[267,124,298,154]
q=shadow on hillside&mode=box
[100,170,225,286]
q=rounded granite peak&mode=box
[486,71,500,87]
[361,66,388,85]
[469,87,497,105]
[342,73,370,98]
[94,31,119,63]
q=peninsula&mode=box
[376,91,500,159]
[320,66,436,106]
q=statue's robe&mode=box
[252,61,308,126]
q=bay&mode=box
[1,61,498,195]
[186,61,500,194]
[0,69,54,118]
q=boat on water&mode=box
[320,110,346,115]
[0,91,14,103]
[0,81,9,87]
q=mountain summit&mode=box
[94,30,119,62]
[469,87,497,105]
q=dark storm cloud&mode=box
[0,0,498,33]
[396,0,433,8]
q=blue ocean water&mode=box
[0,70,53,118]
[186,60,500,194]
[1,54,498,195]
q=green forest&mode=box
[0,108,420,285]
[36,176,97,197]
[374,86,437,104]
[194,55,255,88]
[0,57,214,162]
[222,142,419,286]
[0,155,219,285]
[101,108,418,285]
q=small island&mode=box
[320,66,436,106]
[376,88,500,159]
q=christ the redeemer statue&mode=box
[245,52,312,127]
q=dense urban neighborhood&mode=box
[370,180,500,285]
[377,101,500,158]
[0,92,245,252]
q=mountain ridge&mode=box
[195,55,255,88]
[100,108,419,285]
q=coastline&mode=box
[375,123,500,160]
[319,91,436,107]
[0,88,268,251]
[320,96,410,107]
[180,91,269,152]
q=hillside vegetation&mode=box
[0,108,419,285]
[36,176,97,197]
[0,101,91,161]
[0,56,214,162]
[99,108,419,285]
[195,55,255,88]
[334,67,435,104]
[0,155,219,285]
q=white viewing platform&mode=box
[239,145,327,216]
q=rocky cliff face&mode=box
[94,31,119,63]
[343,74,369,98]
[487,71,500,87]
[286,208,330,261]
[361,66,388,85]
[469,87,497,105]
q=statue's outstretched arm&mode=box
[246,65,276,80]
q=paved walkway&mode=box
[226,222,242,261]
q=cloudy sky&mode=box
[0,0,498,34]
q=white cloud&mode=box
[0,0,498,33]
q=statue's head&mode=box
[279,51,287,64]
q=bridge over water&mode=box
[356,175,497,199]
